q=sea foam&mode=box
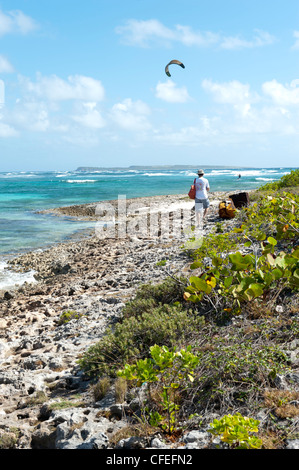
[0,261,37,290]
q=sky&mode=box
[0,0,299,171]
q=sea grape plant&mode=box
[117,344,199,434]
[185,242,299,312]
[238,192,299,242]
[208,413,263,449]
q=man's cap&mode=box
[197,169,204,175]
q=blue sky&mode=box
[0,0,299,170]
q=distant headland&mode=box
[76,165,249,171]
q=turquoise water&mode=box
[0,167,294,256]
[0,166,295,289]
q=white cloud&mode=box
[154,118,219,146]
[72,102,106,129]
[0,55,14,73]
[154,103,298,149]
[220,29,276,50]
[202,79,250,103]
[175,25,218,47]
[4,66,299,152]
[154,77,299,148]
[110,98,151,131]
[201,78,299,135]
[6,100,50,132]
[0,121,17,137]
[116,19,275,50]
[155,80,190,103]
[115,19,174,47]
[262,79,299,106]
[1,73,108,140]
[21,73,105,102]
[0,9,38,36]
[202,79,259,116]
[115,18,217,48]
[5,97,107,136]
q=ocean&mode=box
[0,166,295,290]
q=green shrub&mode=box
[134,277,186,305]
[184,231,241,265]
[185,243,299,314]
[78,304,204,377]
[235,192,299,242]
[156,259,167,266]
[57,310,85,325]
[187,327,290,412]
[118,344,199,434]
[259,168,299,191]
[122,298,157,319]
[122,277,188,319]
[208,413,263,449]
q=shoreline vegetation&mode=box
[0,170,298,450]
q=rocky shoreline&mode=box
[0,190,298,450]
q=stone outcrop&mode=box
[0,192,298,450]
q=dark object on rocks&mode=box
[229,192,250,208]
[51,262,71,275]
[4,291,14,300]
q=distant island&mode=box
[76,165,249,171]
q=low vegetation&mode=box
[78,301,204,377]
[258,168,299,192]
[57,310,85,325]
[79,169,299,449]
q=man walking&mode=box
[194,169,210,229]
